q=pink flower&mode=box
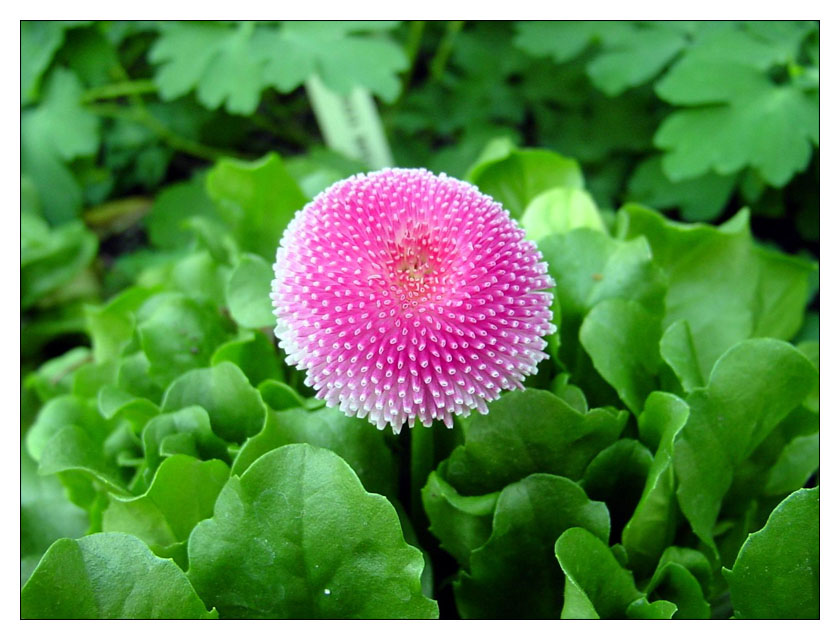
[271,168,555,433]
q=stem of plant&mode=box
[429,21,465,81]
[410,421,435,524]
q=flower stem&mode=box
[429,21,464,81]
[410,422,435,522]
[82,79,159,103]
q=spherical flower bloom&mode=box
[271,168,555,433]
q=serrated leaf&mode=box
[187,444,437,618]
[259,21,408,102]
[21,533,217,619]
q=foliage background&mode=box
[20,20,819,620]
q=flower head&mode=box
[271,168,555,433]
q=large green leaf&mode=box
[724,487,819,619]
[187,444,438,619]
[206,152,307,261]
[444,389,626,495]
[673,339,817,550]
[21,533,217,619]
[454,474,610,619]
[211,331,282,387]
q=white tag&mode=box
[305,75,394,170]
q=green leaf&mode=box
[724,487,819,619]
[581,439,653,539]
[21,67,100,223]
[21,21,84,104]
[21,444,88,587]
[556,527,648,619]
[513,21,602,63]
[161,362,266,444]
[422,470,498,567]
[646,547,711,619]
[764,432,819,496]
[538,227,666,368]
[623,392,690,572]
[257,379,307,410]
[187,444,437,618]
[27,394,105,462]
[627,155,737,222]
[85,286,159,363]
[141,406,231,482]
[212,331,282,387]
[655,57,817,186]
[260,21,409,102]
[150,21,267,114]
[455,474,610,619]
[170,250,229,307]
[659,320,705,392]
[21,218,97,310]
[580,298,664,415]
[24,346,91,402]
[673,339,818,550]
[103,455,229,561]
[144,175,221,250]
[466,144,584,218]
[21,533,217,619]
[232,407,397,499]
[520,187,605,242]
[138,294,231,387]
[444,389,626,495]
[619,205,816,381]
[226,253,276,328]
[586,22,687,96]
[206,152,307,261]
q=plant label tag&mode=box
[305,74,394,170]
